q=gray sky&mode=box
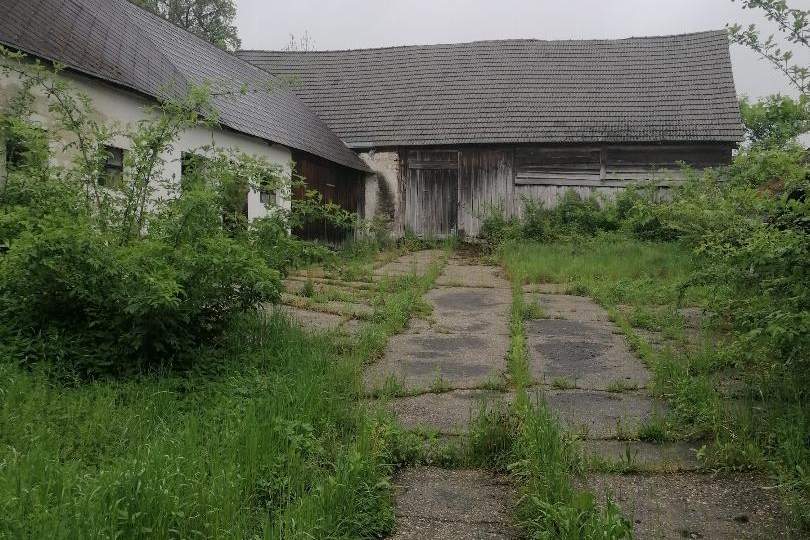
[236,0,810,100]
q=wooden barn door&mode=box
[405,150,459,237]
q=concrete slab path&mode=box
[368,255,518,539]
[526,291,789,539]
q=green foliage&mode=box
[499,143,810,527]
[728,0,810,93]
[0,312,396,539]
[740,94,810,148]
[131,0,241,51]
[0,51,351,375]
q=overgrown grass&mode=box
[0,248,449,539]
[501,234,810,530]
[462,270,632,538]
[502,232,703,306]
[0,313,394,539]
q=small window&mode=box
[100,145,125,187]
[260,189,274,205]
[181,152,212,191]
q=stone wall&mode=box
[358,150,401,236]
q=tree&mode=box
[132,0,241,51]
[740,94,810,147]
[729,0,810,94]
[284,31,316,52]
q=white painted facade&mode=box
[0,67,292,220]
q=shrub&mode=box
[479,203,520,245]
[552,190,619,235]
[0,51,344,375]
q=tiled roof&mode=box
[239,31,744,148]
[0,0,370,171]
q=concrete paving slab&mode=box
[537,388,666,439]
[281,293,374,319]
[391,516,516,540]
[364,333,509,391]
[283,279,373,299]
[534,294,612,322]
[285,275,376,290]
[581,440,701,471]
[525,318,616,340]
[435,264,510,289]
[522,283,570,294]
[527,334,651,390]
[428,287,512,311]
[269,305,360,334]
[374,250,442,277]
[578,472,792,539]
[386,389,514,434]
[393,468,514,525]
[426,287,511,335]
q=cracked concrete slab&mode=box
[393,468,515,528]
[581,440,701,471]
[364,333,509,391]
[534,294,612,322]
[527,334,651,390]
[578,472,793,539]
[387,389,514,434]
[426,287,511,335]
[435,264,510,288]
[537,388,666,439]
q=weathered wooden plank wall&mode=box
[396,143,733,238]
[292,150,365,245]
[458,148,514,236]
[403,150,459,237]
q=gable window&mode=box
[100,145,125,187]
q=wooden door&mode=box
[405,150,459,237]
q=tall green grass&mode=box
[476,271,632,538]
[503,233,701,306]
[501,235,810,530]
[0,248,450,539]
[0,313,398,538]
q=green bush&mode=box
[0,52,346,375]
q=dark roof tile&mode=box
[0,0,369,171]
[239,32,744,147]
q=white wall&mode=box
[0,67,292,220]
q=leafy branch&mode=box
[728,0,810,94]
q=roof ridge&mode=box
[238,29,728,55]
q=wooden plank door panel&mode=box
[406,165,458,238]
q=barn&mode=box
[239,31,744,238]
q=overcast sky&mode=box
[236,0,810,100]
